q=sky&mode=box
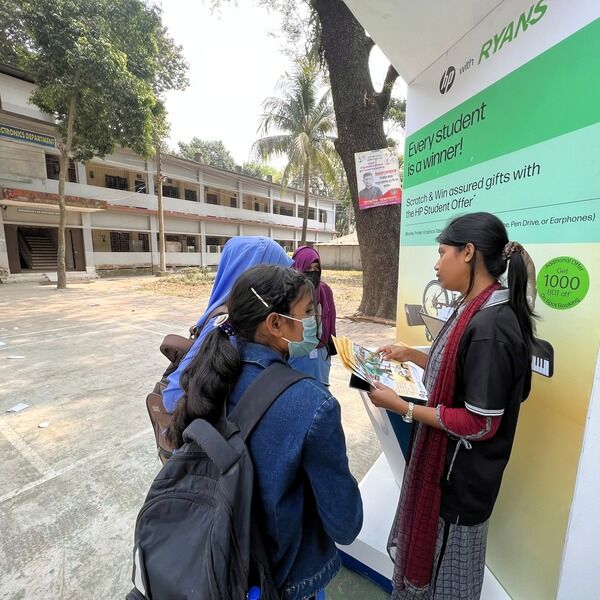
[159,0,407,166]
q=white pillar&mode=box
[76,162,87,185]
[200,220,207,267]
[0,207,10,273]
[332,202,337,232]
[150,214,159,271]
[146,159,155,196]
[268,187,274,214]
[237,180,243,210]
[81,212,96,276]
[198,170,205,204]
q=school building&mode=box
[0,64,337,279]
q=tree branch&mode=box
[374,63,399,114]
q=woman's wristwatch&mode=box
[402,401,415,423]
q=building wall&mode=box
[0,68,337,277]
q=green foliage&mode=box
[241,162,282,182]
[3,0,188,160]
[177,137,237,171]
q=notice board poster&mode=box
[354,147,402,210]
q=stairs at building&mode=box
[21,233,58,270]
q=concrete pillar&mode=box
[268,187,274,214]
[146,159,155,196]
[0,207,10,274]
[238,224,244,237]
[81,212,96,276]
[76,162,87,185]
[237,180,243,210]
[198,170,205,204]
[199,220,206,267]
[150,214,159,271]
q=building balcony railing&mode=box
[3,176,335,232]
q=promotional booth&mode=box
[340,1,600,598]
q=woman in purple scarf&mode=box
[289,246,337,385]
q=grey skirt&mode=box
[392,518,489,600]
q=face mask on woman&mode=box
[278,313,319,358]
[304,270,321,288]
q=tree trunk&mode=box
[156,144,166,273]
[313,0,401,319]
[57,77,79,290]
[301,158,310,245]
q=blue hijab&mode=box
[196,236,292,329]
[163,236,292,412]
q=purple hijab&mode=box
[292,246,336,348]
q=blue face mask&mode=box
[279,313,319,358]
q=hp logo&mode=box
[439,66,456,94]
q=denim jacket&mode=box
[228,343,363,600]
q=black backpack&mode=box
[128,361,308,600]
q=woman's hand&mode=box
[376,344,428,369]
[367,381,406,413]
[377,344,413,362]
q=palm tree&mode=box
[254,59,336,245]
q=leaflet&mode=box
[332,336,428,403]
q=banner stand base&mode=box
[338,454,511,600]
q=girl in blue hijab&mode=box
[162,236,292,411]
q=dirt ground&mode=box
[140,268,365,316]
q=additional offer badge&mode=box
[536,256,590,310]
[354,147,402,210]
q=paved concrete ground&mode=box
[0,278,395,599]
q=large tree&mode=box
[2,0,187,288]
[254,59,336,245]
[311,0,401,319]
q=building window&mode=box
[298,207,316,220]
[110,231,130,252]
[205,236,229,253]
[45,154,77,182]
[186,236,197,252]
[105,174,129,190]
[206,192,218,205]
[230,196,237,208]
[319,209,328,224]
[275,202,294,217]
[134,178,146,193]
[139,233,150,252]
[162,184,179,199]
[184,188,198,202]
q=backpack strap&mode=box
[229,362,310,442]
[182,420,240,474]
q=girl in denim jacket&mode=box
[168,265,363,600]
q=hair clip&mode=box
[250,287,270,308]
[214,313,235,337]
[502,241,523,261]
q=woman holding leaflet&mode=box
[369,212,535,600]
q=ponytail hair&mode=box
[167,264,311,448]
[437,212,536,347]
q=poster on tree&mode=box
[354,146,402,209]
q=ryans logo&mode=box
[439,66,456,94]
